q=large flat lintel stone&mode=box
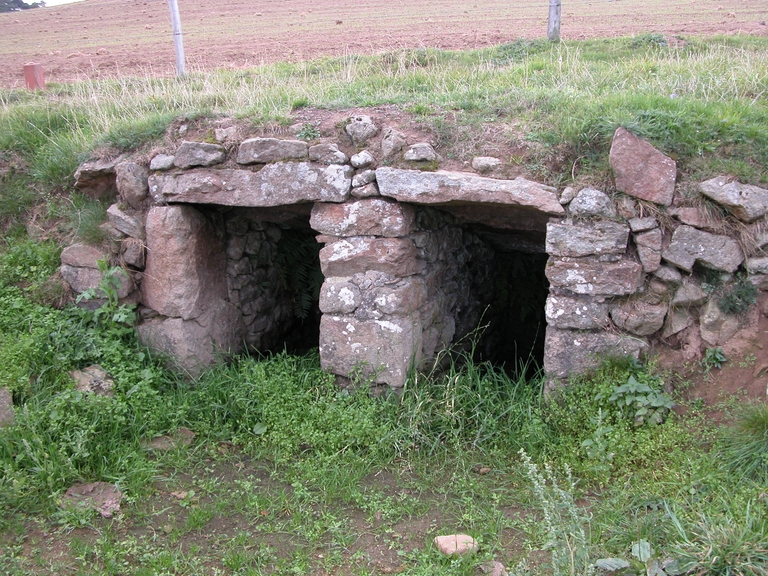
[149,163,352,207]
[375,167,564,216]
[319,314,423,388]
[545,256,644,296]
[544,327,648,379]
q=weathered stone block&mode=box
[351,182,380,199]
[635,228,662,272]
[610,300,668,336]
[433,535,479,556]
[308,143,348,165]
[319,279,362,314]
[173,141,226,168]
[319,237,421,278]
[115,161,149,210]
[345,115,378,146]
[545,257,644,296]
[661,308,694,338]
[372,277,427,315]
[544,327,648,379]
[121,238,145,269]
[654,265,683,284]
[546,221,628,257]
[149,154,175,171]
[149,164,352,207]
[699,300,740,346]
[141,205,228,320]
[663,225,743,273]
[376,167,564,216]
[381,127,407,158]
[319,314,422,387]
[671,280,707,307]
[609,127,676,206]
[310,198,415,238]
[74,157,120,200]
[747,256,768,275]
[404,142,437,162]
[699,176,768,223]
[61,243,106,268]
[545,294,610,330]
[568,188,617,218]
[628,217,658,233]
[107,204,144,240]
[471,156,501,173]
[668,206,710,229]
[350,150,374,169]
[236,137,308,164]
[137,300,243,377]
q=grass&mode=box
[1,35,768,574]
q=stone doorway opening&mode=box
[470,227,549,376]
[221,206,323,357]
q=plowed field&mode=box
[0,0,766,87]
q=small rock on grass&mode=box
[146,427,196,451]
[0,387,14,427]
[70,365,115,396]
[62,481,123,518]
[479,560,508,576]
[434,534,479,555]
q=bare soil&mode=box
[0,0,766,88]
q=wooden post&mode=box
[23,63,45,90]
[548,0,561,42]
[167,0,186,76]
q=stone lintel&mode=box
[375,167,564,216]
[149,163,352,207]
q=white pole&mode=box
[167,0,186,76]
[548,0,561,42]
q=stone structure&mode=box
[62,122,768,387]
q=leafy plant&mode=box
[599,374,675,427]
[580,409,615,472]
[700,347,727,373]
[296,122,320,141]
[717,275,758,315]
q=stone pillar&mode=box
[312,198,423,387]
[138,205,244,375]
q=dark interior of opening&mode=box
[267,226,323,355]
[216,206,322,358]
[467,225,549,377]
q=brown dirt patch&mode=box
[0,0,766,88]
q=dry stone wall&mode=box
[64,117,768,387]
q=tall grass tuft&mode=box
[393,343,548,456]
[719,402,768,483]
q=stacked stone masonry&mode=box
[63,117,768,386]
